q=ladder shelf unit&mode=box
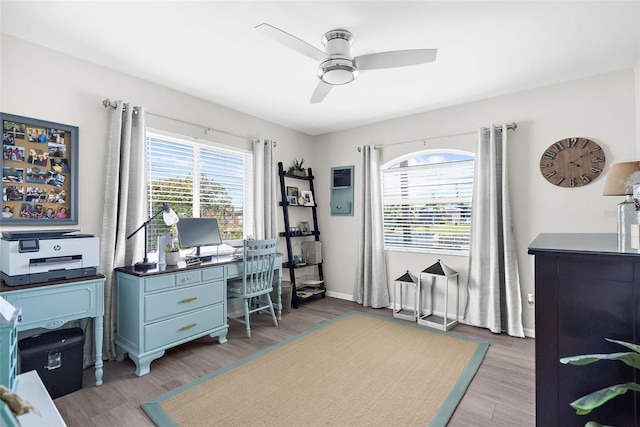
[278,161,326,307]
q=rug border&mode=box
[141,310,489,427]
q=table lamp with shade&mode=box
[602,161,640,248]
[127,203,180,271]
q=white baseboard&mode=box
[324,290,355,301]
[324,291,535,337]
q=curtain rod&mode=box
[357,122,517,152]
[102,98,275,146]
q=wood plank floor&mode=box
[52,297,535,426]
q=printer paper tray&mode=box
[29,257,83,273]
[1,267,98,287]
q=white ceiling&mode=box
[1,1,639,136]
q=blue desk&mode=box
[114,255,281,376]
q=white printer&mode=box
[1,229,99,286]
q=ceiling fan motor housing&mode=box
[318,29,358,85]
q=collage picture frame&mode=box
[2,112,78,224]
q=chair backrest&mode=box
[241,238,278,295]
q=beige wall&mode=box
[636,60,640,154]
[2,33,637,335]
[314,69,637,336]
[0,33,315,237]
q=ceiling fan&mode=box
[255,23,438,104]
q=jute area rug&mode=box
[142,311,489,427]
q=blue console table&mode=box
[114,255,281,376]
[0,275,106,387]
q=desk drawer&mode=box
[176,270,202,286]
[202,266,224,281]
[144,304,224,351]
[3,283,99,330]
[228,259,278,277]
[144,281,224,322]
[144,275,175,293]
[226,263,242,278]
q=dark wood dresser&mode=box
[528,233,639,426]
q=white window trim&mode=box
[145,128,253,257]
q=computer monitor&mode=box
[176,218,222,261]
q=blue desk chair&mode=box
[227,238,279,337]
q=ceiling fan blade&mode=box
[255,23,327,62]
[355,49,437,70]
[310,81,333,104]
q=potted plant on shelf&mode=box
[164,241,180,266]
[559,338,640,426]
[288,158,306,177]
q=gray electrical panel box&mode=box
[330,165,354,216]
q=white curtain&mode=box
[464,124,524,337]
[252,139,277,239]
[99,101,148,359]
[354,145,390,308]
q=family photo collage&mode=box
[2,118,72,221]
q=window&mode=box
[382,150,474,254]
[146,131,252,252]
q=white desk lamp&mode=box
[127,203,179,271]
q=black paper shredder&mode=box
[18,327,85,399]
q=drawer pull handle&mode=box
[180,323,197,331]
[182,276,192,282]
[181,297,198,303]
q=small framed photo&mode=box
[634,184,640,211]
[300,190,314,206]
[300,221,310,234]
[286,195,297,205]
[286,186,299,198]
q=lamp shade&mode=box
[162,206,179,226]
[602,161,640,196]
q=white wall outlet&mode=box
[527,293,535,308]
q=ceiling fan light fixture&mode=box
[256,23,438,103]
[317,58,358,85]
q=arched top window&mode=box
[381,149,474,254]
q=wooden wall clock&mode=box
[539,137,606,187]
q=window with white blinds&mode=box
[382,150,474,254]
[145,131,252,252]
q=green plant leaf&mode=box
[560,338,640,369]
[289,158,305,171]
[606,338,640,354]
[569,382,640,415]
[560,338,640,424]
[560,352,638,366]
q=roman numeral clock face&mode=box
[539,137,606,187]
